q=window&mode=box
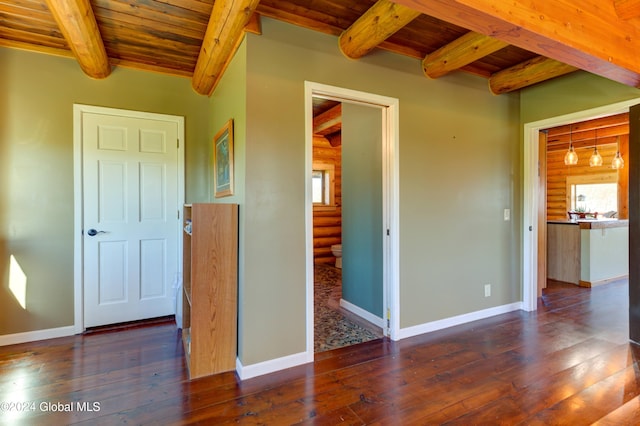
[566,173,618,216]
[312,163,335,209]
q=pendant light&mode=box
[564,124,578,165]
[589,128,603,167]
[612,136,624,169]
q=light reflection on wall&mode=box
[9,255,27,309]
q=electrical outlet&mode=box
[503,209,510,221]
[484,284,491,297]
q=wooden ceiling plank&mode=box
[422,31,508,78]
[547,124,630,145]
[0,24,68,48]
[92,6,207,40]
[152,0,214,16]
[103,40,198,69]
[339,0,421,59]
[44,0,111,78]
[547,137,619,152]
[0,3,57,24]
[547,114,629,137]
[109,57,193,77]
[489,56,578,95]
[0,36,71,57]
[314,104,342,136]
[92,0,210,34]
[614,0,640,19]
[256,3,343,36]
[393,0,640,88]
[96,0,210,24]
[0,14,63,38]
[191,0,260,95]
[98,20,203,52]
[378,39,424,59]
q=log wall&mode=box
[313,135,342,265]
[546,138,628,220]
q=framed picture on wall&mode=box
[213,119,234,198]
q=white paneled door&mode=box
[81,111,180,328]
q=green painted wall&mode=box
[0,48,209,335]
[521,71,640,123]
[341,103,383,317]
[241,17,520,365]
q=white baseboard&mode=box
[397,302,523,340]
[235,302,522,380]
[236,350,313,381]
[0,326,77,347]
[339,299,385,328]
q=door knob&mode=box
[87,228,107,236]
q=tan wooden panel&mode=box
[547,223,580,284]
[183,203,238,379]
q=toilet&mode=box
[330,244,342,269]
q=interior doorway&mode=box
[304,82,399,359]
[310,98,385,352]
[522,98,640,311]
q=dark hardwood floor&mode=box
[1,279,639,425]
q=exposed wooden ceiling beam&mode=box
[192,0,260,96]
[313,104,342,136]
[489,56,578,95]
[339,0,421,59]
[547,113,629,137]
[392,0,640,88]
[545,113,629,151]
[44,0,111,79]
[614,0,640,19]
[547,125,629,147]
[422,32,508,79]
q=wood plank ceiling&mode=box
[2,0,640,96]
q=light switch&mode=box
[504,209,510,221]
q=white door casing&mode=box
[304,82,400,362]
[522,98,640,312]
[74,105,185,330]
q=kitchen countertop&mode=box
[547,219,629,229]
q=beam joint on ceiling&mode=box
[339,0,421,59]
[192,0,260,96]
[44,0,111,79]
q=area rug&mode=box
[314,264,382,353]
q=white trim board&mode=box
[235,302,521,380]
[340,299,385,329]
[521,98,640,312]
[0,326,76,347]
[397,302,523,340]
[236,351,312,381]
